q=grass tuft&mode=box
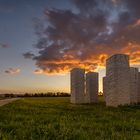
[0,97,139,140]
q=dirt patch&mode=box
[0,98,20,107]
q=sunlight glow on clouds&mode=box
[34,69,43,74]
[23,0,140,75]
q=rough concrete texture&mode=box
[70,68,99,104]
[130,67,139,104]
[138,72,140,103]
[86,72,98,103]
[105,54,131,107]
[103,76,108,104]
[70,68,85,104]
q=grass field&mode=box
[0,97,140,140]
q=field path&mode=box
[0,98,20,107]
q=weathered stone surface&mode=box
[86,72,98,103]
[103,76,108,104]
[70,68,85,104]
[138,72,140,103]
[130,67,139,104]
[70,68,99,104]
[105,54,131,107]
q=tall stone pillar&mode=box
[138,72,140,103]
[103,76,108,103]
[130,67,139,104]
[70,68,85,104]
[105,54,130,107]
[86,72,98,103]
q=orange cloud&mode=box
[34,69,43,74]
[29,1,140,75]
[120,43,140,64]
[132,19,140,28]
[34,53,110,75]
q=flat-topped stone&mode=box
[104,54,131,107]
[70,68,85,104]
[130,67,139,104]
[70,68,99,104]
[86,72,98,103]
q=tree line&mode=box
[0,92,70,98]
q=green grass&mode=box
[0,97,140,140]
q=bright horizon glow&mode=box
[0,65,140,94]
[0,68,105,94]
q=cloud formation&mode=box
[0,43,10,48]
[34,69,43,74]
[5,68,20,75]
[23,52,35,59]
[28,0,140,74]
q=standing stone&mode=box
[70,68,85,104]
[103,76,108,103]
[138,72,140,103]
[86,72,98,103]
[130,67,139,104]
[105,54,131,107]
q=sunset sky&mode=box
[0,0,140,94]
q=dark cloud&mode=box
[23,52,35,59]
[5,68,20,75]
[125,0,140,17]
[28,0,140,74]
[73,0,97,15]
[34,69,43,74]
[0,43,10,48]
